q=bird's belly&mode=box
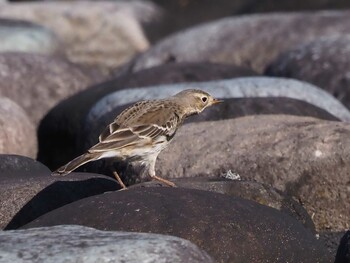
[122,140,169,162]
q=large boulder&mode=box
[37,63,258,169]
[0,52,104,125]
[0,1,162,71]
[265,35,350,109]
[335,231,350,263]
[22,187,330,262]
[0,18,61,55]
[0,225,215,263]
[120,11,350,73]
[0,98,36,158]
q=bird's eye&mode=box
[201,97,208,103]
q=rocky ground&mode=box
[0,0,349,262]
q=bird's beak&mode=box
[211,98,224,105]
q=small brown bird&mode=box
[53,89,222,188]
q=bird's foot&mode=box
[151,175,176,187]
[113,171,127,189]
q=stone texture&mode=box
[23,187,330,263]
[335,231,350,263]
[0,97,37,158]
[37,62,258,170]
[1,171,120,230]
[0,1,161,71]
[0,225,215,263]
[266,35,350,109]
[130,177,316,232]
[0,52,104,125]
[0,18,61,55]
[0,154,50,175]
[119,11,350,74]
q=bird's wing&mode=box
[88,106,179,153]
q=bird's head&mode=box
[173,89,223,114]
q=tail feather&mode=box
[52,153,101,176]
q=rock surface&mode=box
[335,231,350,263]
[1,170,120,230]
[23,187,330,263]
[120,11,350,73]
[0,18,61,55]
[0,97,37,158]
[0,154,50,175]
[0,225,215,263]
[37,63,258,169]
[0,1,160,71]
[0,52,104,125]
[266,35,350,109]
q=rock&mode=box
[148,116,350,234]
[1,171,120,230]
[120,11,350,73]
[335,231,350,263]
[22,187,330,262]
[0,225,215,263]
[0,97,37,158]
[37,62,258,170]
[0,52,104,125]
[130,177,316,232]
[265,35,350,109]
[0,1,161,71]
[0,18,61,55]
[147,0,350,37]
[0,154,50,175]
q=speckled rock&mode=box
[1,171,120,230]
[0,52,104,125]
[266,35,350,109]
[0,1,162,71]
[37,62,258,170]
[120,11,350,73]
[23,188,330,263]
[335,230,350,263]
[0,225,215,263]
[0,18,61,55]
[0,154,50,175]
[0,97,36,158]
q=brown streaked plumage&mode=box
[53,89,222,188]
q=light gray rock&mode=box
[120,10,350,73]
[0,1,162,71]
[0,225,214,263]
[88,77,350,123]
[0,18,61,55]
[0,97,36,158]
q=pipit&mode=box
[53,89,222,188]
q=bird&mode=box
[53,89,222,188]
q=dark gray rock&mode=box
[22,187,330,263]
[0,225,215,263]
[0,18,61,55]
[1,172,120,230]
[0,154,50,175]
[266,35,350,109]
[335,231,350,263]
[120,11,350,73]
[0,97,37,158]
[0,52,104,125]
[37,62,257,170]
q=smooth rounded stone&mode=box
[22,187,330,263]
[266,35,350,109]
[130,177,316,232]
[0,154,50,175]
[0,18,61,55]
[0,97,37,158]
[335,231,350,263]
[0,1,160,71]
[119,10,350,74]
[37,62,257,170]
[1,172,120,230]
[0,225,215,263]
[0,52,104,125]
[152,115,350,234]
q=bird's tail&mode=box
[52,152,101,176]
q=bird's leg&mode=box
[148,157,176,187]
[113,171,127,189]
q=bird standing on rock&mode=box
[53,89,222,188]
